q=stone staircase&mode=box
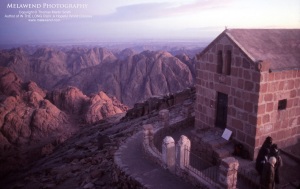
[191,127,235,165]
[191,128,263,188]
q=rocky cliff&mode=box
[0,67,127,148]
[0,67,71,150]
[47,87,127,124]
[0,67,127,178]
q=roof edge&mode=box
[270,67,300,73]
[196,29,227,60]
[196,29,256,63]
[225,32,256,62]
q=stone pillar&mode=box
[162,136,175,172]
[143,124,154,146]
[159,109,169,127]
[219,157,239,189]
[176,135,191,169]
[183,101,192,118]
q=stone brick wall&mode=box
[256,69,300,156]
[195,34,300,159]
[195,35,260,159]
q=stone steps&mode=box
[191,128,235,164]
[237,159,260,188]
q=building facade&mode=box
[195,29,300,159]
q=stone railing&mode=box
[142,109,239,189]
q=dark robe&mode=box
[256,145,270,175]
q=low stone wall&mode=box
[142,124,164,168]
[153,117,195,151]
[142,116,195,169]
[112,163,147,189]
[123,87,195,120]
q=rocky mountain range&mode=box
[0,45,197,185]
[0,47,196,106]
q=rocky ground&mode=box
[0,101,299,189]
[0,111,148,189]
[0,66,195,189]
[0,66,129,180]
[0,70,299,189]
[0,86,195,189]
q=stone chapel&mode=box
[195,29,300,159]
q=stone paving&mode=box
[115,132,199,189]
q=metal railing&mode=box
[184,147,219,185]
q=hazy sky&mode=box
[0,0,299,44]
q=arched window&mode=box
[217,50,223,74]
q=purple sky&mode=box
[1,0,299,44]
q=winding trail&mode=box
[115,132,199,189]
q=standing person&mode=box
[270,144,283,184]
[260,156,276,189]
[256,136,273,175]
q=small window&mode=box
[225,50,232,75]
[217,51,223,74]
[217,50,231,75]
[278,99,287,110]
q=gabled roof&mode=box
[198,29,300,71]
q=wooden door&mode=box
[215,92,228,129]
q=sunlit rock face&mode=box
[85,91,127,124]
[0,67,127,178]
[47,87,128,124]
[0,67,128,150]
[0,67,72,150]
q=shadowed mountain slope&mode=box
[0,47,195,107]
[57,50,194,106]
